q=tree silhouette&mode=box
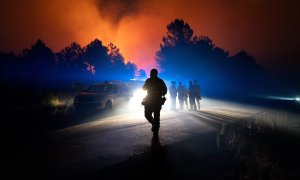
[83,39,109,77]
[156,19,266,95]
[0,52,19,83]
[163,18,194,46]
[22,39,55,64]
[137,69,147,79]
[156,19,194,79]
[125,61,137,80]
[108,43,126,74]
[57,42,84,68]
[56,42,91,82]
[0,38,140,88]
[21,39,56,84]
[107,43,136,80]
[79,40,137,81]
[229,51,265,90]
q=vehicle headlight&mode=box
[133,89,147,101]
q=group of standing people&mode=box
[169,80,201,111]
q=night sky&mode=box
[0,0,299,73]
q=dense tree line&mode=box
[156,19,267,96]
[0,19,295,97]
[0,39,142,88]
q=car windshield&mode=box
[86,85,112,93]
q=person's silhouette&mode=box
[169,81,177,110]
[142,69,167,137]
[193,80,201,110]
[188,81,196,110]
[177,82,185,110]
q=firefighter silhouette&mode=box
[177,82,185,110]
[183,85,189,110]
[193,80,201,110]
[169,81,177,110]
[188,81,197,110]
[142,69,167,137]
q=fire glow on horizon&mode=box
[0,0,299,71]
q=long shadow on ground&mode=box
[86,120,300,180]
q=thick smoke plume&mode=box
[96,0,144,26]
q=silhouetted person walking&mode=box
[177,82,185,110]
[193,80,201,110]
[142,69,167,138]
[183,85,189,110]
[169,81,177,110]
[188,81,196,111]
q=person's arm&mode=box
[143,79,149,90]
[161,80,168,96]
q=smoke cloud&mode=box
[0,0,299,71]
[95,0,144,26]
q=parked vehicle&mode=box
[73,81,132,111]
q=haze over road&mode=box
[10,98,300,179]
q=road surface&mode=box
[6,98,300,179]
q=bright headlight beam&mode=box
[133,89,147,101]
[128,88,147,111]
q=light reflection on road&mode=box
[40,96,300,179]
[53,96,300,138]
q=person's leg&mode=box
[173,98,176,109]
[184,98,188,110]
[179,98,183,110]
[144,106,153,124]
[196,98,200,110]
[192,97,196,110]
[190,97,195,110]
[171,97,176,110]
[189,97,193,110]
[153,107,161,133]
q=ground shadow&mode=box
[85,118,300,180]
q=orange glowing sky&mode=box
[1,0,299,72]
